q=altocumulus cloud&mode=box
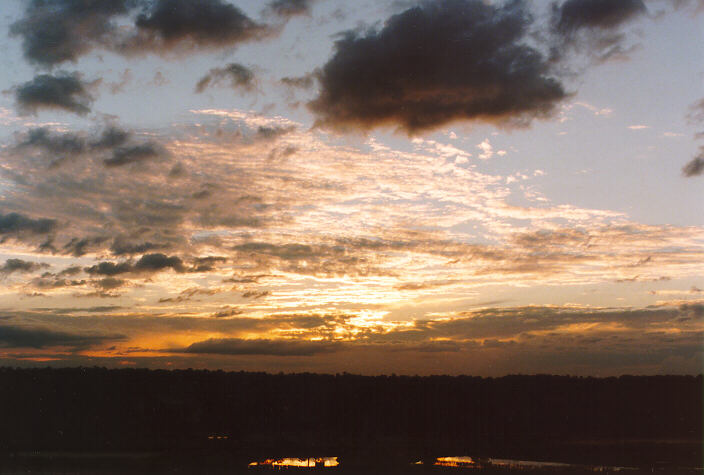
[309,0,567,134]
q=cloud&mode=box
[16,127,86,155]
[91,126,131,149]
[0,323,125,350]
[0,212,58,239]
[280,73,316,89]
[103,143,165,167]
[266,0,316,17]
[132,0,269,52]
[15,72,94,116]
[0,259,49,276]
[9,0,137,67]
[178,337,340,356]
[552,0,646,31]
[309,0,567,134]
[195,63,255,93]
[85,253,185,276]
[133,253,184,272]
[682,150,704,177]
[550,0,647,62]
[10,0,270,67]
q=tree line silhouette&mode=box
[0,368,700,469]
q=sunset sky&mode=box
[0,0,702,375]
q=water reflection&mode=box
[434,456,477,468]
[248,457,339,468]
[423,456,641,472]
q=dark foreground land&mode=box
[0,368,701,473]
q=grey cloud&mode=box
[10,0,271,67]
[0,323,125,350]
[134,253,184,272]
[103,143,165,167]
[15,72,94,116]
[85,253,184,276]
[16,127,86,157]
[309,0,567,134]
[85,261,132,276]
[682,149,704,177]
[549,0,647,63]
[255,125,295,141]
[91,126,131,149]
[280,73,316,89]
[11,126,137,168]
[266,0,316,17]
[0,212,57,238]
[195,63,255,93]
[0,259,49,275]
[63,236,109,257]
[373,305,702,344]
[109,239,166,256]
[58,266,82,277]
[133,0,269,52]
[190,256,228,272]
[552,0,646,32]
[9,0,137,67]
[178,337,340,356]
[93,277,127,290]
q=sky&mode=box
[0,0,702,376]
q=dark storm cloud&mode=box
[0,212,57,238]
[9,0,137,67]
[179,337,340,356]
[309,0,567,134]
[85,253,185,275]
[551,0,646,32]
[195,63,255,93]
[103,142,165,167]
[133,0,269,51]
[266,0,315,17]
[15,72,94,116]
[0,259,49,275]
[0,323,125,350]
